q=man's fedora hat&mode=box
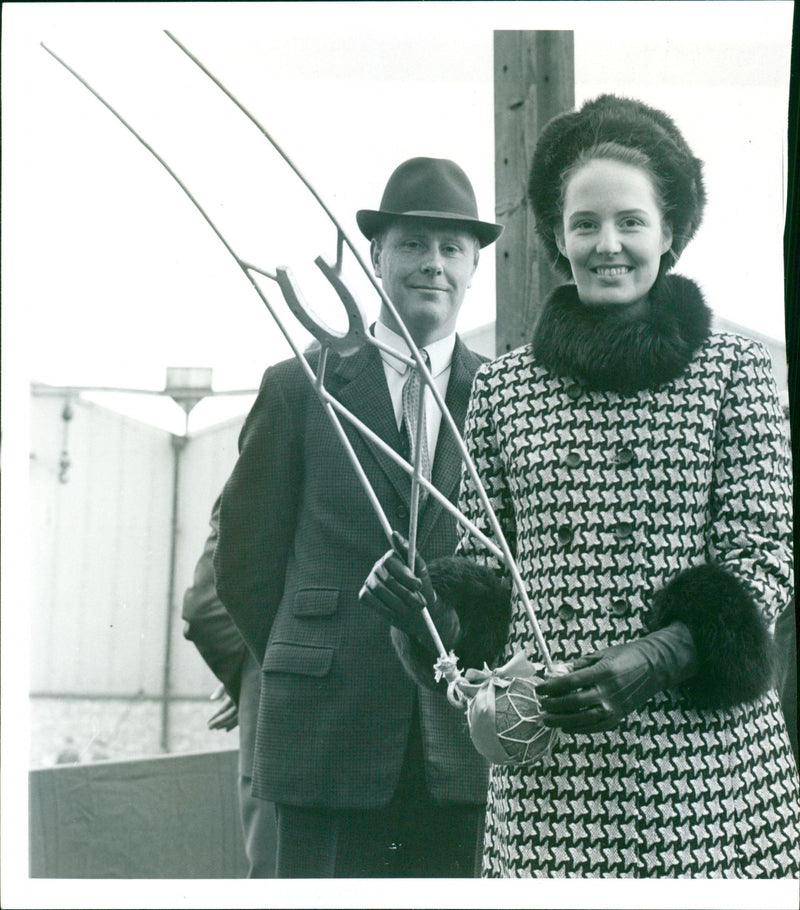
[357,157,503,248]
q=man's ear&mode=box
[468,248,480,288]
[370,238,382,277]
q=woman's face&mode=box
[556,158,673,310]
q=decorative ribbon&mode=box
[462,652,544,763]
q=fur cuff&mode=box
[429,557,512,668]
[390,557,512,691]
[649,563,774,709]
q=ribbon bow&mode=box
[455,651,565,765]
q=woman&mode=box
[361,95,799,877]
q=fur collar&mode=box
[532,274,712,393]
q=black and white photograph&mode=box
[2,2,798,908]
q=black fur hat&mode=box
[528,94,706,277]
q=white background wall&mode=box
[30,394,244,699]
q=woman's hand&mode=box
[359,532,460,654]
[537,623,698,733]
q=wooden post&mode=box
[494,31,574,355]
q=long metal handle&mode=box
[164,31,555,672]
[42,35,555,673]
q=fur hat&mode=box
[528,94,706,277]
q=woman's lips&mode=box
[591,265,632,277]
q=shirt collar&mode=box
[373,320,456,379]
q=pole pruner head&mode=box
[276,256,369,357]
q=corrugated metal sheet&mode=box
[31,397,174,695]
[170,417,245,698]
[30,395,247,699]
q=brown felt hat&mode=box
[357,157,503,248]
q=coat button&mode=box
[610,599,630,616]
[615,447,634,467]
[614,521,635,540]
[557,524,573,545]
[565,451,581,468]
[557,603,575,621]
[565,383,582,400]
[396,505,409,520]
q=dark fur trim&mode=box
[649,563,775,709]
[390,557,512,690]
[428,557,512,669]
[528,94,706,278]
[532,274,712,392]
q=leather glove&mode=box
[359,532,460,657]
[537,622,698,733]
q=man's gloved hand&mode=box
[537,622,698,733]
[359,532,460,656]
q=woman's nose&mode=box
[596,225,622,254]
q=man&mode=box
[214,157,502,878]
[181,496,277,878]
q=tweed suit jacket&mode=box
[214,337,489,809]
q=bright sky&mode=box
[2,1,793,434]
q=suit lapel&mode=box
[330,344,411,509]
[327,337,481,546]
[417,337,480,549]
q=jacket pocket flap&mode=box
[262,642,334,677]
[292,588,339,617]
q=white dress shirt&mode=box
[372,320,456,463]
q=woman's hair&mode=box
[529,95,705,278]
[557,139,670,224]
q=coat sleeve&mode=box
[214,360,308,664]
[181,495,247,703]
[649,339,793,708]
[455,363,518,577]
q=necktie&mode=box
[401,351,431,486]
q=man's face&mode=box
[371,220,479,346]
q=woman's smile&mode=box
[592,264,632,277]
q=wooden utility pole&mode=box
[494,31,574,356]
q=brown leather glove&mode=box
[537,622,698,733]
[359,532,460,657]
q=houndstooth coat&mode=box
[444,275,800,877]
